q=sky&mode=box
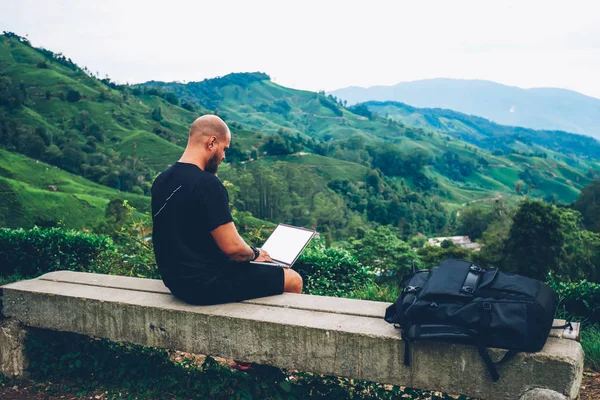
[2,0,600,98]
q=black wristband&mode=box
[250,246,260,261]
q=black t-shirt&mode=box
[151,162,233,289]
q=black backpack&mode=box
[384,259,562,381]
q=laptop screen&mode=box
[261,225,314,265]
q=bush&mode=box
[548,274,600,324]
[0,227,116,278]
[349,226,422,284]
[295,241,373,297]
[416,244,474,269]
[66,89,81,102]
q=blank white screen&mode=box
[261,225,314,265]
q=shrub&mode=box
[416,244,474,269]
[0,227,116,278]
[547,274,600,324]
[349,226,422,284]
[66,89,81,102]
[295,241,373,297]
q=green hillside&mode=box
[146,75,599,206]
[2,31,599,239]
[0,34,447,238]
[364,101,600,163]
[0,149,149,228]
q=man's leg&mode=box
[283,268,303,293]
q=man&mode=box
[151,115,303,305]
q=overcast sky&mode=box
[2,0,600,98]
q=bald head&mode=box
[189,114,230,143]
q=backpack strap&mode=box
[461,264,484,294]
[478,301,518,382]
[552,321,573,330]
[477,346,518,382]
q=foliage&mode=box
[260,132,302,156]
[416,243,475,269]
[295,241,374,297]
[573,179,600,233]
[327,174,446,238]
[349,226,422,283]
[503,200,564,280]
[435,151,478,181]
[348,103,373,119]
[556,207,600,282]
[548,275,600,324]
[66,89,81,103]
[142,72,270,109]
[0,227,116,277]
[151,106,163,122]
[23,328,466,400]
[408,235,427,249]
[317,94,343,116]
[0,76,26,109]
[458,205,497,240]
[581,325,600,371]
[368,144,430,179]
[365,100,600,162]
[347,281,400,303]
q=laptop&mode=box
[250,224,316,268]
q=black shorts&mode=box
[168,261,285,305]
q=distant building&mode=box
[427,236,482,251]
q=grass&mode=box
[348,281,400,303]
[582,325,600,371]
[0,150,150,229]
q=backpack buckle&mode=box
[404,286,420,294]
[461,286,475,294]
[469,265,484,274]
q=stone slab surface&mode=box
[37,271,389,318]
[1,273,585,399]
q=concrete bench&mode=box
[0,271,584,400]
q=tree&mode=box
[60,147,86,173]
[573,180,600,233]
[181,102,195,112]
[44,145,62,165]
[417,243,473,269]
[97,199,135,238]
[18,134,45,159]
[151,107,163,122]
[504,200,564,280]
[261,134,292,156]
[66,89,81,103]
[0,76,25,109]
[557,207,600,282]
[458,205,495,240]
[350,226,422,283]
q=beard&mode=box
[205,153,220,175]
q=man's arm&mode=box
[211,222,272,262]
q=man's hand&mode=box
[255,248,273,263]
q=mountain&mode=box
[329,79,600,140]
[147,77,599,205]
[363,101,600,160]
